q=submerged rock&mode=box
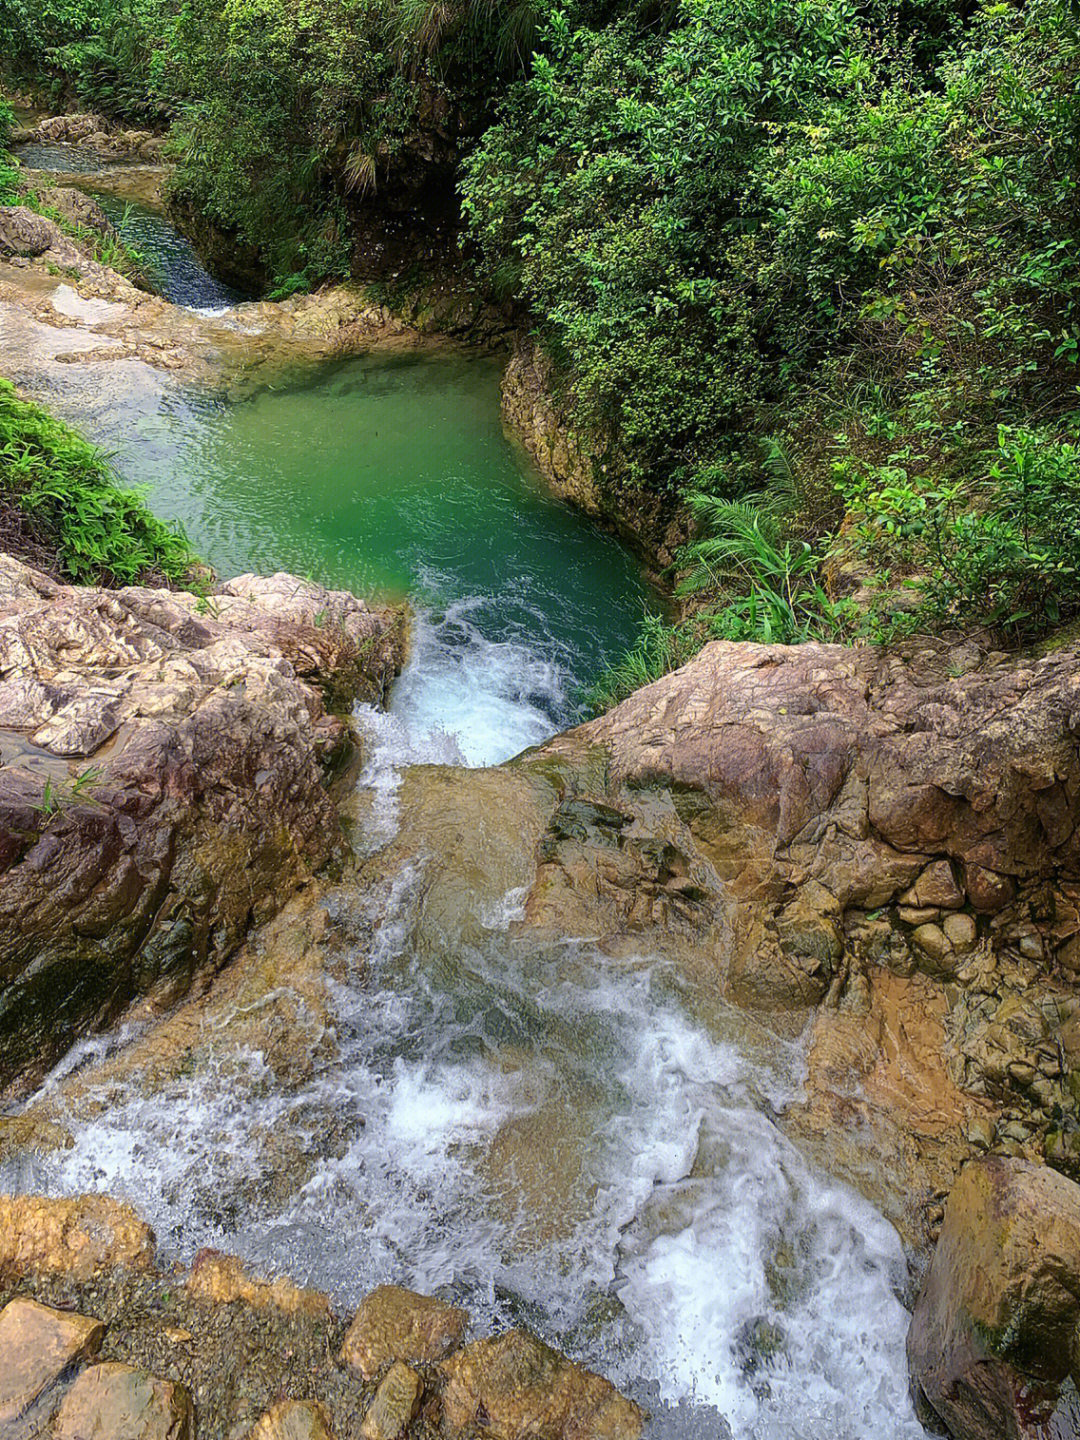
[908,1157,1080,1438]
[0,554,403,1092]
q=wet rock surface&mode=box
[0,1197,640,1440]
[52,1361,192,1440]
[0,1297,104,1430]
[500,335,689,576]
[908,1157,1080,1439]
[0,1195,155,1280]
[248,1400,336,1440]
[439,1330,643,1440]
[531,636,1080,1252]
[340,1286,468,1381]
[0,554,403,1093]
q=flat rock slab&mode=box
[0,1297,104,1428]
[340,1285,467,1381]
[52,1363,191,1440]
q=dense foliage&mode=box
[3,0,1080,681]
[0,380,195,584]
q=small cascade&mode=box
[14,140,246,312]
[2,846,925,1440]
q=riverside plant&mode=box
[0,379,195,585]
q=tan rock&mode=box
[0,1298,104,1427]
[340,1285,467,1380]
[903,860,964,910]
[911,922,954,974]
[360,1361,422,1440]
[247,1399,335,1440]
[0,1194,155,1279]
[785,967,993,1252]
[943,911,978,952]
[897,905,939,926]
[439,1330,642,1440]
[908,1158,1080,1438]
[53,1362,192,1440]
[186,1249,331,1318]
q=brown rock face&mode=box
[0,1297,104,1427]
[339,1285,468,1380]
[0,555,403,1091]
[558,640,1080,900]
[53,1362,192,1440]
[439,1330,643,1440]
[0,1194,155,1280]
[908,1158,1080,1438]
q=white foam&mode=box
[3,904,926,1439]
[382,600,571,770]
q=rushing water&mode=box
[16,141,246,311]
[2,147,929,1438]
[5,839,926,1440]
[95,192,247,312]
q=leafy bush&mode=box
[0,380,195,584]
[837,426,1080,640]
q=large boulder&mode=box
[0,1298,104,1429]
[532,637,1080,1248]
[907,1158,1080,1438]
[553,639,1080,904]
[0,1194,155,1279]
[0,554,403,1091]
[0,205,58,258]
[52,1362,192,1440]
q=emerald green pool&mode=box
[96,351,653,762]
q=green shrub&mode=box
[837,426,1080,640]
[0,379,195,585]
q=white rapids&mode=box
[1,595,928,1440]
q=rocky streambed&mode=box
[4,118,1080,1440]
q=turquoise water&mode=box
[91,352,653,760]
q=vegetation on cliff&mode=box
[3,0,1080,691]
[0,380,194,584]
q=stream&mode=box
[4,144,930,1439]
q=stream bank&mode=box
[7,115,690,578]
[6,118,1080,1440]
